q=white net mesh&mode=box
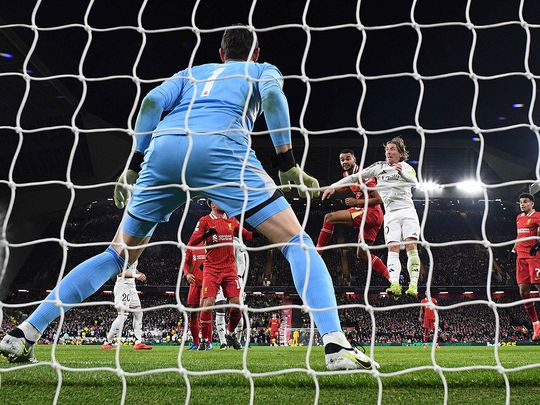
[1,1,540,404]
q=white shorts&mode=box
[114,285,141,311]
[383,207,420,244]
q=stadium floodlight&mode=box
[439,291,449,294]
[463,291,474,294]
[456,180,483,194]
[494,291,505,294]
[17,289,29,293]
[417,181,442,192]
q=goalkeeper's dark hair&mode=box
[519,193,535,203]
[339,149,355,156]
[221,24,258,60]
[385,136,409,161]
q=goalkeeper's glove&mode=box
[113,151,144,209]
[202,228,217,239]
[530,243,540,257]
[274,149,320,199]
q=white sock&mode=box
[407,249,420,287]
[215,311,227,345]
[132,310,143,343]
[235,317,244,342]
[322,331,352,349]
[107,314,128,342]
[387,251,401,284]
[19,321,41,342]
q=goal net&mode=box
[1,1,540,404]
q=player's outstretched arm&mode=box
[259,66,319,198]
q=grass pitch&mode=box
[1,345,539,404]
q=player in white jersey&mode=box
[215,237,249,349]
[323,137,421,298]
[101,261,152,350]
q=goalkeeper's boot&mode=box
[220,343,228,350]
[7,345,38,364]
[0,331,35,363]
[133,342,152,350]
[324,343,379,371]
[405,284,418,298]
[226,333,242,350]
[385,282,402,298]
[198,341,209,351]
[533,322,540,341]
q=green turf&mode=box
[1,345,539,404]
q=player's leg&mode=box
[357,208,389,281]
[130,291,151,350]
[199,271,220,351]
[187,285,201,349]
[533,283,540,340]
[214,290,228,349]
[103,285,129,349]
[316,209,354,252]
[402,209,421,298]
[516,258,540,340]
[423,327,429,348]
[384,211,403,297]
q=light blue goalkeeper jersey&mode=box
[147,61,284,146]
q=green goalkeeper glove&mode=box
[279,165,320,198]
[113,152,144,209]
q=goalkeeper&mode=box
[0,25,377,370]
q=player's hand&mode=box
[393,163,403,173]
[202,228,217,239]
[345,197,360,207]
[530,243,540,257]
[113,169,139,209]
[136,272,147,283]
[278,165,320,199]
[321,187,336,201]
[186,273,195,284]
[507,249,517,262]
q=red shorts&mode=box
[187,284,202,306]
[516,257,540,284]
[202,270,241,300]
[424,318,435,330]
[348,207,384,242]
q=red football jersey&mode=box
[268,318,281,332]
[421,297,437,321]
[516,210,540,258]
[183,244,206,286]
[343,165,383,214]
[188,212,252,273]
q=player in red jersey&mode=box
[316,149,389,282]
[509,193,540,340]
[268,314,281,346]
[188,201,254,350]
[419,296,439,348]
[183,242,206,349]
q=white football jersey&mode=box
[333,160,417,212]
[115,260,138,288]
[233,237,249,283]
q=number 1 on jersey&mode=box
[201,67,226,97]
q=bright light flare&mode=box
[456,180,483,194]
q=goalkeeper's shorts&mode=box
[127,134,289,228]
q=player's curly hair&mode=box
[221,24,258,61]
[385,136,409,161]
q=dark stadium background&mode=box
[1,0,540,310]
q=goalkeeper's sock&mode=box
[200,310,213,342]
[26,246,124,334]
[227,308,242,333]
[387,251,401,285]
[215,310,227,345]
[282,232,341,336]
[370,255,390,281]
[407,249,421,287]
[316,221,334,253]
[189,315,200,346]
[523,294,538,323]
[17,322,40,343]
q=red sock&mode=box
[200,310,213,341]
[424,330,429,344]
[316,221,334,252]
[227,308,242,333]
[523,293,538,323]
[370,255,390,281]
[189,315,200,345]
